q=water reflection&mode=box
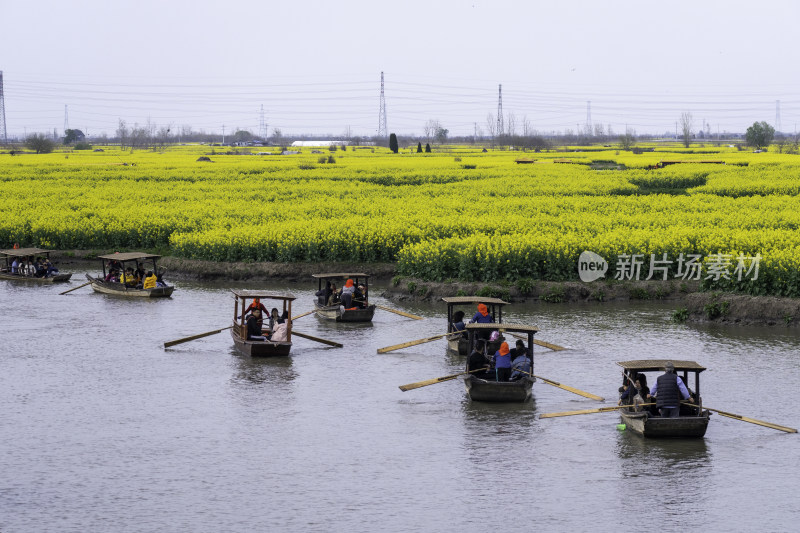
[228,349,297,387]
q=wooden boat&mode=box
[86,252,174,298]
[0,248,72,283]
[312,272,375,322]
[462,323,538,402]
[616,359,711,438]
[230,290,295,357]
[442,296,509,355]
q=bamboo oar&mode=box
[512,368,604,400]
[682,402,797,433]
[509,332,566,351]
[290,310,314,320]
[59,281,91,295]
[399,367,488,392]
[375,304,424,320]
[540,403,657,419]
[164,326,233,348]
[377,331,461,354]
[291,330,343,348]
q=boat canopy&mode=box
[231,289,296,301]
[312,273,370,279]
[442,296,509,305]
[617,360,706,373]
[1,247,53,257]
[97,252,161,261]
[465,323,539,334]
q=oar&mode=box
[513,368,604,401]
[377,331,461,354]
[292,330,343,348]
[164,326,233,348]
[540,403,657,419]
[375,304,424,320]
[59,281,91,295]
[291,310,314,320]
[509,332,566,351]
[682,402,797,434]
[399,367,488,392]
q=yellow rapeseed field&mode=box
[1,143,799,295]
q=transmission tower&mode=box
[64,104,69,133]
[586,100,592,134]
[776,100,781,133]
[259,105,267,139]
[377,71,387,137]
[496,84,504,137]
[0,71,7,144]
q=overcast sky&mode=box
[2,0,798,138]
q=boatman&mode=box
[647,361,691,418]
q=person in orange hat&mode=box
[493,341,513,382]
[341,278,355,308]
[469,303,495,341]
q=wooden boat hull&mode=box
[314,302,375,322]
[86,274,174,298]
[463,375,534,402]
[0,272,72,283]
[620,410,710,438]
[230,328,291,357]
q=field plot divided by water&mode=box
[2,145,800,296]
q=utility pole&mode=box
[0,71,7,145]
[259,105,267,139]
[377,71,387,138]
[64,104,69,133]
[222,125,225,144]
[496,84,504,138]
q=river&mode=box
[2,272,798,532]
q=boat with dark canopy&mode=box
[230,290,295,356]
[86,252,174,297]
[462,323,538,402]
[616,359,711,438]
[0,248,72,283]
[312,272,375,322]
[442,296,509,355]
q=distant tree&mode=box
[25,133,55,154]
[745,121,775,150]
[233,130,253,143]
[425,143,431,153]
[64,129,85,144]
[271,128,283,145]
[680,112,693,148]
[417,142,423,153]
[618,131,636,151]
[434,127,449,144]
[389,133,399,153]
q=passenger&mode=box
[120,267,137,286]
[142,271,157,289]
[452,310,467,337]
[340,278,355,308]
[11,257,19,274]
[621,374,651,411]
[316,281,332,306]
[647,361,691,418]
[43,258,58,277]
[327,283,339,306]
[246,309,267,341]
[467,339,490,376]
[134,265,146,284]
[105,269,118,282]
[269,307,288,332]
[271,321,289,342]
[469,303,495,341]
[34,258,47,278]
[155,271,167,287]
[355,283,367,308]
[493,341,513,382]
[509,340,532,381]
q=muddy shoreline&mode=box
[51,251,799,327]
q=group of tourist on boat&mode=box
[0,247,72,283]
[242,298,290,342]
[8,255,59,278]
[617,361,697,418]
[315,278,368,309]
[467,338,532,382]
[102,260,164,289]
